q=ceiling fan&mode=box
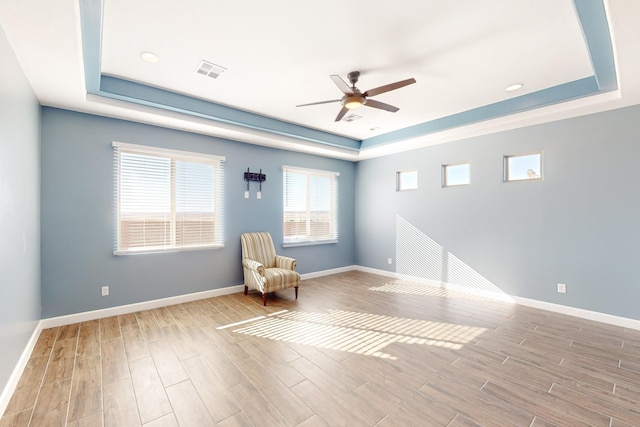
[296,71,417,122]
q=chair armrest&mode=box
[275,255,297,270]
[242,258,265,276]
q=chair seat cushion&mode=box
[263,268,300,293]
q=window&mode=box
[504,152,542,182]
[442,163,470,187]
[113,142,225,254]
[283,165,338,246]
[396,170,418,191]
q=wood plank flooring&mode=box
[2,271,640,426]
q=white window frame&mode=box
[282,165,339,247]
[113,141,225,255]
[504,152,543,182]
[442,162,471,187]
[396,170,418,191]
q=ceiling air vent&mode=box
[343,114,362,122]
[195,60,226,79]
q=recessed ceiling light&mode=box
[140,51,159,63]
[506,83,524,92]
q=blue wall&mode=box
[40,108,356,317]
[0,27,41,394]
[356,105,640,320]
[41,104,640,320]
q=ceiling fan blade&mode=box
[363,78,416,97]
[364,99,399,112]
[296,99,340,107]
[335,106,349,122]
[330,75,353,94]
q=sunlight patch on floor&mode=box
[369,280,509,302]
[228,309,487,359]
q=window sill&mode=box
[282,239,338,248]
[114,244,224,256]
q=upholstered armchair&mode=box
[241,232,300,306]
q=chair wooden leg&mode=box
[295,286,299,299]
[262,293,267,306]
[244,285,248,295]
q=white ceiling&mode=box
[1,0,639,160]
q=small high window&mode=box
[396,170,418,191]
[442,163,470,187]
[504,152,542,182]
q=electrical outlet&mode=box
[256,191,262,199]
[244,191,250,199]
[101,285,109,296]
[557,283,567,294]
[387,258,393,265]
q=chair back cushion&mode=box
[241,232,277,268]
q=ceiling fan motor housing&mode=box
[347,71,361,86]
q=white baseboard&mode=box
[300,265,356,280]
[512,296,640,330]
[0,322,43,418]
[352,265,640,331]
[40,284,245,329]
[353,265,396,277]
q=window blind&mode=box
[113,142,225,254]
[282,165,339,245]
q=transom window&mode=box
[442,163,470,187]
[113,142,225,254]
[504,152,543,182]
[283,165,339,246]
[396,170,418,191]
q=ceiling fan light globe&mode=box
[343,95,365,109]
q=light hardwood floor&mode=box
[2,271,640,426]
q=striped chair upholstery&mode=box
[241,232,300,306]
